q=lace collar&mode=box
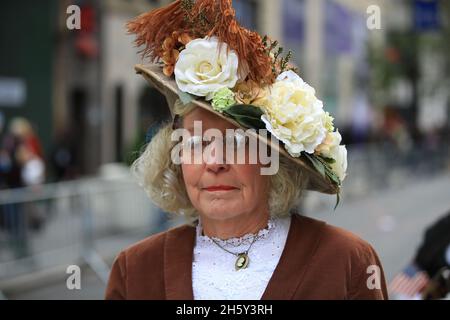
[196,217,276,247]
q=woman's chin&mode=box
[200,204,245,221]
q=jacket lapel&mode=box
[164,224,196,300]
[261,214,326,300]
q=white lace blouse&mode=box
[192,216,292,300]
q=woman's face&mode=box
[180,107,270,221]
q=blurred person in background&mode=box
[15,144,45,187]
[0,112,7,232]
[9,117,44,161]
[8,117,46,187]
[389,212,450,300]
[15,142,47,233]
[0,111,9,188]
[0,119,23,190]
[0,117,46,257]
[382,107,413,154]
[0,118,27,257]
[49,127,80,182]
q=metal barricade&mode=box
[0,174,166,298]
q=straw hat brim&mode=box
[135,64,339,195]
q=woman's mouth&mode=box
[203,186,239,192]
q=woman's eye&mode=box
[183,134,248,152]
[184,136,203,149]
[234,134,246,148]
[222,134,246,150]
[202,140,211,149]
[233,134,248,149]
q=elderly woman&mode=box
[105,0,388,300]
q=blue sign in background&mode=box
[325,0,353,55]
[414,0,440,31]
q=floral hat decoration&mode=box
[127,0,348,205]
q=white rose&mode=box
[330,145,348,182]
[316,131,348,182]
[261,70,328,156]
[174,37,240,100]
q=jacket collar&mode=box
[163,214,326,300]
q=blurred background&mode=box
[0,0,449,300]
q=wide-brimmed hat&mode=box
[128,0,347,197]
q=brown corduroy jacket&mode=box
[105,214,388,300]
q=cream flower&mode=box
[316,131,348,182]
[261,70,328,156]
[330,145,348,182]
[316,130,341,155]
[174,37,240,100]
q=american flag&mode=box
[389,264,430,299]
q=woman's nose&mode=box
[204,143,230,174]
[206,162,230,174]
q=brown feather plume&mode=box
[126,0,186,62]
[127,0,275,86]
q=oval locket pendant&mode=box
[235,253,250,271]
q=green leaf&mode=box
[321,156,336,164]
[223,104,266,130]
[334,192,341,211]
[178,90,196,106]
[316,156,342,186]
[303,153,326,178]
[327,170,341,186]
[305,153,342,200]
[304,153,342,211]
[315,156,334,170]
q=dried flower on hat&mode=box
[234,80,269,107]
